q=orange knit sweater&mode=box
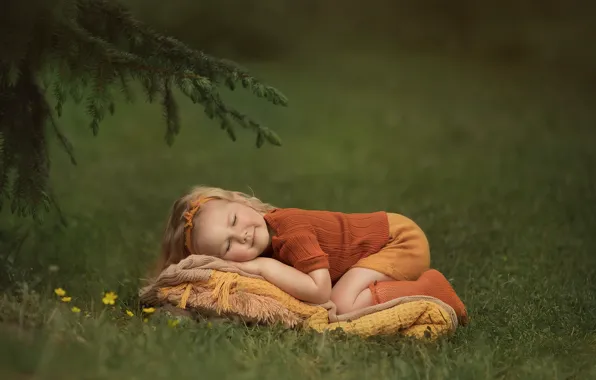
[263,208,390,283]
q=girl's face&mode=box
[193,199,270,261]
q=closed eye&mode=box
[226,214,236,252]
[225,214,237,253]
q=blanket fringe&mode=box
[210,272,239,313]
[180,283,193,309]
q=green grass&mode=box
[1,49,595,379]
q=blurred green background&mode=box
[0,1,595,378]
[127,0,596,81]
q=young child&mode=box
[157,185,468,324]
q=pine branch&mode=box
[0,0,289,220]
[1,60,52,220]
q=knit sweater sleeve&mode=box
[273,226,330,274]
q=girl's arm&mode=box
[235,258,332,304]
[260,258,332,304]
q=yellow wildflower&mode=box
[125,310,134,317]
[168,319,179,328]
[207,322,213,329]
[61,296,72,303]
[142,307,155,314]
[102,291,118,305]
[71,306,81,313]
[143,318,148,323]
[54,288,66,297]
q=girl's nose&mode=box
[234,229,248,243]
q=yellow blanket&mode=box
[139,255,458,340]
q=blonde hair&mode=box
[154,185,276,275]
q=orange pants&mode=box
[352,213,430,281]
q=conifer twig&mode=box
[0,0,288,220]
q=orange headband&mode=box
[183,196,216,255]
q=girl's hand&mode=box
[227,259,262,276]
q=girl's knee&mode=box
[330,292,353,315]
[331,268,392,314]
[331,287,374,315]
